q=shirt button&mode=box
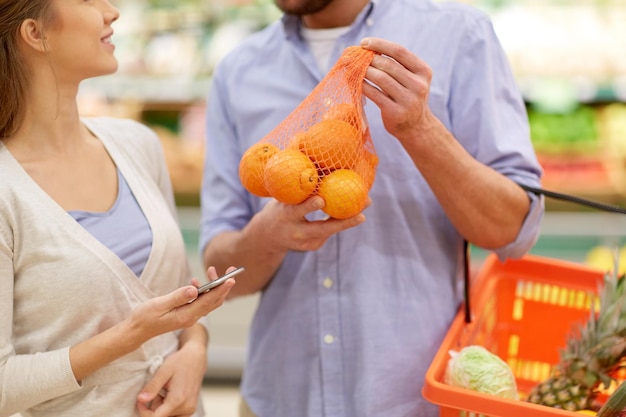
[323,277,333,288]
[324,334,335,344]
[366,18,374,27]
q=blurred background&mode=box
[74,0,626,414]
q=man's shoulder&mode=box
[430,0,491,24]
[214,21,285,73]
[381,0,492,38]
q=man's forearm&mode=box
[403,113,531,248]
[203,228,286,298]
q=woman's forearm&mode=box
[68,319,141,383]
[179,323,208,350]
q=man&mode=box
[200,0,544,416]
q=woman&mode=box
[0,1,235,416]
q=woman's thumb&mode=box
[160,286,198,310]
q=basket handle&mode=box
[517,184,626,215]
[462,184,626,323]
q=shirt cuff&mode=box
[494,190,545,260]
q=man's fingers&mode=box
[361,37,425,74]
[294,195,325,218]
[309,212,366,235]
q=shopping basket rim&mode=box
[422,252,606,417]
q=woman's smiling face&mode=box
[43,0,120,82]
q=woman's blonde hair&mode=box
[0,0,55,139]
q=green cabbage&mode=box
[444,345,519,400]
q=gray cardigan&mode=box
[0,117,206,417]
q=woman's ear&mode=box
[19,18,47,53]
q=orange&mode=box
[264,149,319,205]
[298,119,362,171]
[363,149,379,169]
[239,142,280,197]
[286,131,307,151]
[317,169,368,219]
[322,103,361,128]
[362,126,373,145]
[354,155,377,191]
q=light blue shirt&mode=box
[200,1,544,416]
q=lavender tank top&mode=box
[68,170,153,277]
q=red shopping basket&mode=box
[422,253,606,417]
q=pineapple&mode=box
[527,253,626,411]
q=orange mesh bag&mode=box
[238,46,378,219]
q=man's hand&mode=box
[204,195,367,297]
[360,37,436,147]
[254,195,367,253]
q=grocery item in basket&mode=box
[444,345,519,400]
[527,251,626,412]
[597,380,626,417]
[238,46,377,219]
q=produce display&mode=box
[530,103,626,200]
[484,1,626,91]
[529,105,600,156]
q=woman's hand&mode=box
[135,267,237,416]
[127,269,235,344]
[136,326,208,417]
[69,268,235,384]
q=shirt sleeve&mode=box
[0,223,81,416]
[448,13,545,259]
[199,70,255,255]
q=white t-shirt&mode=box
[300,25,351,73]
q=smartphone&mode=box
[197,267,245,294]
